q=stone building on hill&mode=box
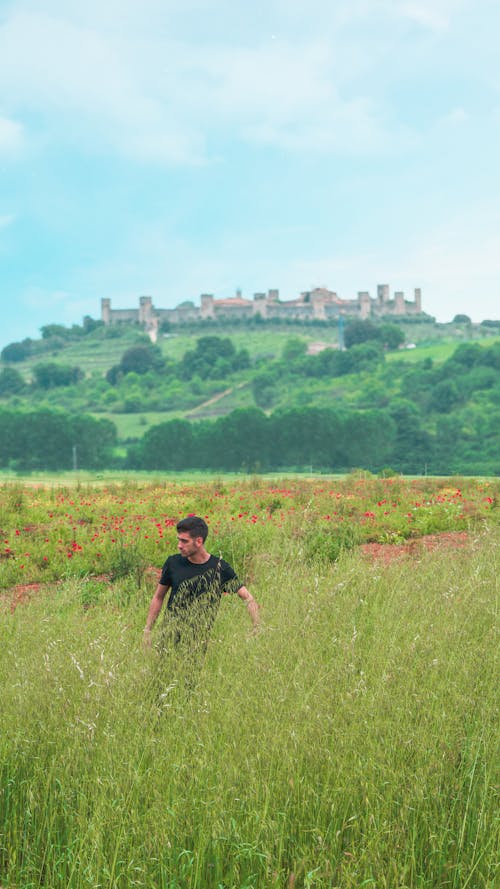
[101,284,424,333]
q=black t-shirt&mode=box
[160,554,241,621]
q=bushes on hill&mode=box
[1,339,34,362]
[181,336,250,380]
[0,367,25,395]
[344,319,405,350]
[32,363,84,389]
[106,344,167,384]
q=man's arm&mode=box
[143,583,169,646]
[237,585,260,631]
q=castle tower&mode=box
[200,294,214,319]
[253,293,266,317]
[358,291,371,319]
[139,296,153,326]
[395,291,405,314]
[377,284,390,305]
[101,298,111,325]
[414,288,422,312]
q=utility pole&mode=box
[72,445,78,472]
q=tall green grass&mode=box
[0,530,498,888]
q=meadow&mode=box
[0,475,498,888]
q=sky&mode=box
[1,0,499,350]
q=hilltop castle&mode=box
[101,284,424,333]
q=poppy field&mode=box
[0,474,498,888]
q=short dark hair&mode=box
[176,515,209,542]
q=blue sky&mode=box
[1,0,499,350]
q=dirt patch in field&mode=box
[3,540,471,612]
[145,566,162,582]
[6,582,47,613]
[3,566,162,613]
[360,531,469,565]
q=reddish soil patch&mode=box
[361,531,469,565]
[4,566,161,613]
[146,566,162,582]
[6,582,45,613]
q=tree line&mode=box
[0,409,116,471]
[127,402,498,476]
[0,393,497,476]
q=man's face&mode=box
[177,532,202,559]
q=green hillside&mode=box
[1,317,499,475]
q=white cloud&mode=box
[0,10,205,163]
[0,116,24,153]
[399,2,452,30]
[0,4,424,162]
[285,200,500,322]
[438,107,468,126]
[1,0,491,165]
[22,286,70,310]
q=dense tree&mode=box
[269,407,347,469]
[251,371,278,409]
[446,342,484,369]
[344,320,379,348]
[120,345,165,375]
[82,316,103,334]
[480,319,500,329]
[342,342,384,373]
[106,344,166,384]
[132,406,396,472]
[0,367,25,395]
[1,339,33,362]
[181,337,249,380]
[40,324,72,340]
[0,409,116,470]
[344,320,404,351]
[388,400,433,473]
[130,418,194,470]
[433,415,465,471]
[32,363,83,389]
[344,410,396,468]
[282,337,308,361]
[208,408,270,470]
[378,323,405,351]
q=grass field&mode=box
[0,476,498,888]
[385,340,487,365]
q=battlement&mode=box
[101,284,425,328]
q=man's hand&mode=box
[237,585,260,632]
[143,627,152,649]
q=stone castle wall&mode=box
[101,285,425,328]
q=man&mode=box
[143,515,259,651]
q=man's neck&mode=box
[187,548,211,565]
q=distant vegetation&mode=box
[0,317,499,474]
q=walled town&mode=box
[101,283,424,333]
